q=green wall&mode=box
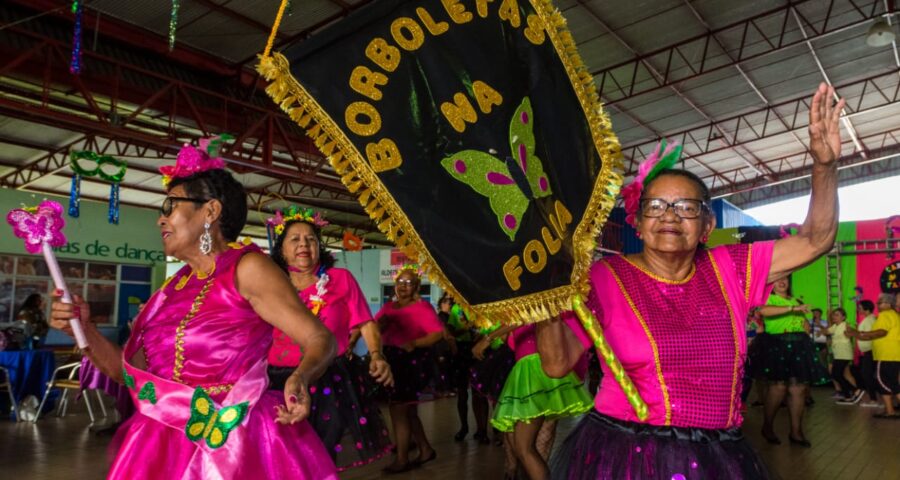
[792,222,858,325]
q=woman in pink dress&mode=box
[265,208,393,470]
[538,84,844,479]
[376,267,445,473]
[50,141,338,479]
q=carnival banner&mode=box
[258,0,622,325]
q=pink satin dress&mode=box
[109,243,337,479]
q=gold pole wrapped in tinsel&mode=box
[571,294,648,421]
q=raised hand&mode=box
[808,82,846,167]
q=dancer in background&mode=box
[540,84,842,479]
[756,277,828,446]
[440,295,478,442]
[376,266,444,473]
[51,142,337,479]
[846,293,900,418]
[827,308,863,404]
[471,322,516,446]
[491,322,592,480]
[266,208,393,470]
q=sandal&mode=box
[411,450,437,467]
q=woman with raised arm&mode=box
[538,84,843,479]
[50,141,338,479]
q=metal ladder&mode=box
[824,245,842,313]
[824,237,900,311]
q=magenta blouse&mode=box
[268,267,373,366]
[565,242,775,429]
[375,299,444,347]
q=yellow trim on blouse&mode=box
[707,250,741,428]
[602,259,672,425]
[622,256,696,285]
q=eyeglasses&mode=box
[396,279,416,285]
[159,196,208,217]
[640,198,707,219]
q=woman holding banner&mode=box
[265,208,394,470]
[538,83,843,479]
[376,266,445,473]
[50,141,338,479]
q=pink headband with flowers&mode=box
[159,134,232,186]
[620,140,683,228]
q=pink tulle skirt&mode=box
[107,391,337,479]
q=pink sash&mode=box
[121,355,269,480]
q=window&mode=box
[0,255,152,326]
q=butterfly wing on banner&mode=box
[256,0,623,327]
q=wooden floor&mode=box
[2,387,898,479]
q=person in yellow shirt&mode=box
[847,293,900,418]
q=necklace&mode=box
[173,262,217,291]
[291,265,329,315]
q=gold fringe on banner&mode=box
[257,0,623,329]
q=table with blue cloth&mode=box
[0,349,57,418]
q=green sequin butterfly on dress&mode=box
[184,387,249,449]
[441,97,552,241]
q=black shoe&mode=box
[454,428,468,442]
[761,431,781,445]
[411,450,437,467]
[789,436,811,448]
[473,430,488,444]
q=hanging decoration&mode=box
[68,174,81,218]
[108,183,121,224]
[70,1,83,74]
[69,151,128,224]
[342,230,363,251]
[168,0,181,51]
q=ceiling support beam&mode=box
[591,0,885,104]
[620,70,900,178]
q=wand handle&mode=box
[42,242,89,349]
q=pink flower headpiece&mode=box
[621,140,683,228]
[393,263,422,282]
[265,206,329,251]
[159,134,232,186]
[266,206,329,236]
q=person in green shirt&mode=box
[439,295,478,441]
[757,277,828,447]
[846,293,900,418]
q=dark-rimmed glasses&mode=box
[159,196,208,217]
[640,198,707,219]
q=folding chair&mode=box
[33,362,96,422]
[0,366,18,421]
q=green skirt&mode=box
[490,353,593,432]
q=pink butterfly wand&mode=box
[6,201,88,348]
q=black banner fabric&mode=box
[259,0,622,325]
